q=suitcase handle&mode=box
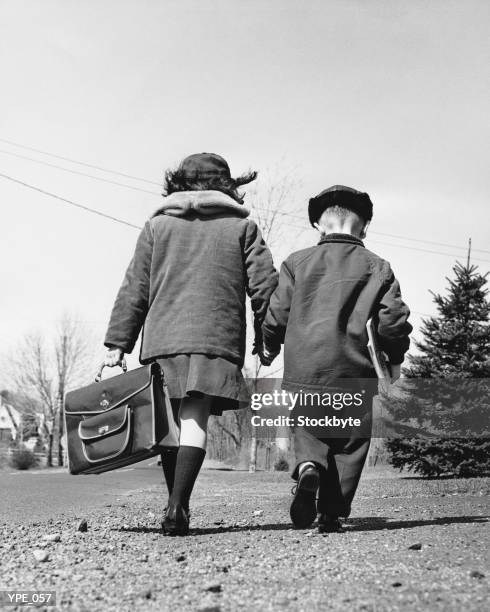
[95,359,128,383]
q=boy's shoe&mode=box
[290,465,320,528]
[317,514,344,533]
[161,502,189,536]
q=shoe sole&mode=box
[161,520,189,537]
[290,470,320,529]
[318,522,345,534]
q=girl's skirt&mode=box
[157,354,250,416]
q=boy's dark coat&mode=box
[262,233,412,390]
[105,213,277,365]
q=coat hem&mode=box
[140,345,244,366]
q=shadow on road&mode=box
[346,515,489,531]
[113,514,488,536]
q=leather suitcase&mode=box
[64,362,179,475]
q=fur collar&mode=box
[153,190,250,218]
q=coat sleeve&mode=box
[376,267,412,365]
[261,257,295,352]
[104,221,154,353]
[243,220,278,351]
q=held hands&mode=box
[259,345,280,367]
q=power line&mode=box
[253,208,490,255]
[267,214,490,264]
[366,239,490,263]
[0,172,143,230]
[370,230,490,255]
[1,170,490,265]
[1,166,489,265]
[2,136,488,255]
[0,149,161,196]
[0,136,162,186]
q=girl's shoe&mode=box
[161,502,189,536]
[317,514,344,533]
[290,465,320,528]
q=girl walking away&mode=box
[103,153,278,535]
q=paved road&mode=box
[0,459,166,525]
[1,466,488,611]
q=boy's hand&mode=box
[259,346,280,367]
[390,363,401,384]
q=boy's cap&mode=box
[180,153,232,179]
[308,185,373,226]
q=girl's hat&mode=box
[308,185,373,226]
[180,153,231,179]
[180,152,256,186]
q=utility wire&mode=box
[370,230,490,254]
[1,150,489,262]
[0,172,143,230]
[255,208,490,254]
[1,170,490,264]
[0,136,162,186]
[3,170,490,266]
[2,136,488,255]
[0,149,161,196]
[366,239,490,263]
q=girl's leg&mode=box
[169,395,211,512]
[179,394,211,448]
[160,449,178,496]
[160,400,180,497]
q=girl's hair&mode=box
[163,167,258,204]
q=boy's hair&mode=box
[163,167,258,205]
[308,186,373,226]
[320,205,362,224]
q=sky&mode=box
[0,0,489,375]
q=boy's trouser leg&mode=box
[292,426,370,518]
[292,425,330,479]
[317,438,370,517]
[291,388,373,517]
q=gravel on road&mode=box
[0,469,488,611]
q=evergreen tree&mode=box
[409,262,490,378]
[386,261,490,477]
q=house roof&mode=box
[0,402,21,429]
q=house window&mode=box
[0,428,12,441]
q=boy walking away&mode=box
[261,185,412,532]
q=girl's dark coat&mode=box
[105,200,278,366]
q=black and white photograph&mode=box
[0,1,488,610]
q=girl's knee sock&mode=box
[169,445,206,510]
[160,449,178,496]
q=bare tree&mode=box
[246,167,304,471]
[6,315,94,467]
[190,167,304,469]
[248,166,303,250]
[54,315,92,466]
[7,334,57,464]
